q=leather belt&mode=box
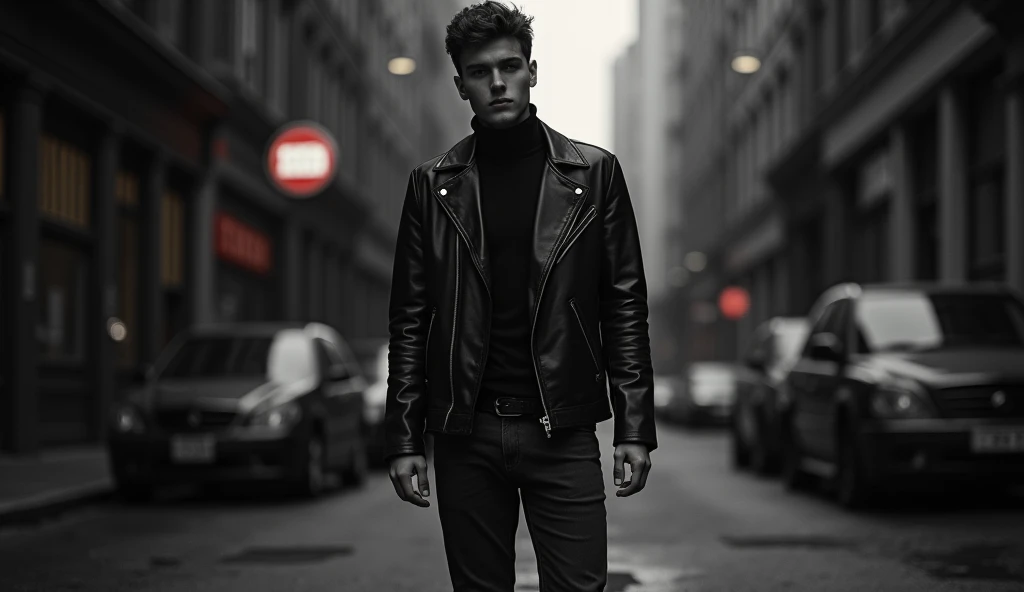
[484,396,544,417]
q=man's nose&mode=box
[490,72,506,92]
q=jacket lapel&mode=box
[430,115,591,304]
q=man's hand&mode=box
[389,454,431,507]
[613,443,651,497]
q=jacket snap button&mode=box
[440,188,447,196]
[574,187,583,195]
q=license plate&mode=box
[970,428,1024,453]
[171,434,216,463]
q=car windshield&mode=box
[160,336,274,379]
[856,292,1024,352]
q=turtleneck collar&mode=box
[471,103,544,160]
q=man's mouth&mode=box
[489,98,513,106]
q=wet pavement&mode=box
[1,422,1023,591]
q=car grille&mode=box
[154,409,238,431]
[931,386,1024,419]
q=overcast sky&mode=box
[494,0,639,150]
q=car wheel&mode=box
[836,426,876,510]
[749,417,776,476]
[342,436,369,488]
[781,427,813,491]
[294,435,327,497]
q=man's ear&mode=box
[529,60,538,88]
[454,75,468,100]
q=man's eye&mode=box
[504,64,518,71]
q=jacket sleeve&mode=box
[384,170,430,463]
[597,155,658,452]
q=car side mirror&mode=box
[808,333,844,362]
[327,365,350,381]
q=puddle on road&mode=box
[720,534,857,550]
[220,545,354,565]
[907,543,1024,582]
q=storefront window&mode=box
[911,109,938,280]
[38,238,88,363]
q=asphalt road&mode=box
[2,420,1024,591]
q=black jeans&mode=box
[432,409,607,592]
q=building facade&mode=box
[0,0,469,454]
[676,0,1024,363]
[613,0,687,374]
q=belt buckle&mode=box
[494,398,523,417]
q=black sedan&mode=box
[107,322,370,500]
[731,316,809,474]
[780,283,1024,509]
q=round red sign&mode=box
[718,286,751,320]
[265,122,339,199]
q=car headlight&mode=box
[870,381,935,419]
[112,405,145,434]
[248,401,303,429]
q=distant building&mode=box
[676,0,1024,362]
[613,0,687,374]
[0,0,469,453]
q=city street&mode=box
[2,421,1023,592]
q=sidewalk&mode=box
[0,446,113,527]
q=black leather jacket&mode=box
[384,117,657,462]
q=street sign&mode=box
[718,286,750,320]
[265,121,339,199]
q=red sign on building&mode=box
[215,212,272,275]
[265,121,339,199]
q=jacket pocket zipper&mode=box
[424,306,436,384]
[569,298,602,382]
[555,205,597,265]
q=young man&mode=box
[385,2,656,590]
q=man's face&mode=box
[454,36,537,129]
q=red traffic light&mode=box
[718,286,750,320]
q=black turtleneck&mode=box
[472,103,546,403]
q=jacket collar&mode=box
[433,111,590,171]
[429,113,592,308]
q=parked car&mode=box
[731,316,810,474]
[661,362,738,426]
[107,322,370,501]
[780,283,1024,509]
[350,338,389,468]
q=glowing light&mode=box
[108,318,128,342]
[731,53,761,74]
[684,251,707,273]
[388,57,416,75]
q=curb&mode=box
[0,480,113,528]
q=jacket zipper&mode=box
[555,205,597,265]
[569,298,602,382]
[434,186,493,421]
[442,246,460,431]
[424,306,436,384]
[530,194,587,438]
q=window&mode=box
[238,0,265,93]
[39,134,92,229]
[910,109,938,280]
[38,239,88,363]
[967,64,1006,281]
[161,336,274,378]
[854,292,1024,352]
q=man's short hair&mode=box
[445,1,535,77]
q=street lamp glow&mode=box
[388,57,416,75]
[107,317,128,342]
[684,251,707,273]
[731,53,761,74]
